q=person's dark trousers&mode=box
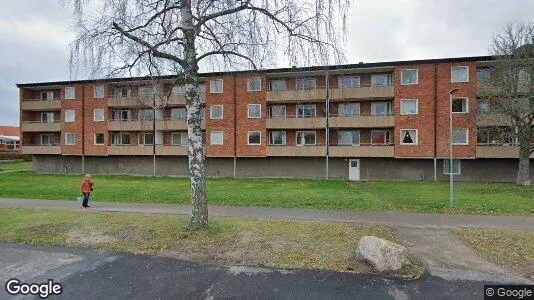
[82,193,90,207]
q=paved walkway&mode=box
[1,198,532,231]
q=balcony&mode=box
[108,145,153,155]
[22,145,61,155]
[167,94,205,106]
[266,89,326,103]
[21,121,61,132]
[108,120,152,131]
[155,145,188,156]
[476,144,524,158]
[330,84,394,100]
[21,99,61,111]
[155,119,205,131]
[266,116,326,129]
[329,114,394,128]
[266,145,326,156]
[329,144,394,157]
[476,113,512,126]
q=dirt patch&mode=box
[66,229,118,247]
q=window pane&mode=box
[371,102,391,115]
[297,132,316,145]
[65,87,75,99]
[452,98,467,113]
[211,106,223,119]
[122,134,131,145]
[476,69,490,83]
[401,129,417,144]
[171,108,187,120]
[248,78,261,91]
[296,78,316,90]
[401,100,418,114]
[66,133,75,145]
[210,80,223,93]
[210,132,223,145]
[401,70,418,85]
[371,74,391,86]
[172,85,186,95]
[444,159,461,174]
[248,132,261,144]
[269,105,286,118]
[339,76,360,88]
[269,80,286,91]
[248,104,261,118]
[452,67,469,82]
[371,131,385,144]
[269,131,286,145]
[65,110,75,122]
[452,129,468,144]
[94,86,104,98]
[95,133,104,145]
[339,103,360,116]
[477,100,489,114]
[297,105,316,118]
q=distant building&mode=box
[0,126,20,151]
[16,56,533,182]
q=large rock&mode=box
[357,236,409,272]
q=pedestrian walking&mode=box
[80,174,94,208]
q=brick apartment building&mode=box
[0,126,20,151]
[17,56,533,182]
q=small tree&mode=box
[483,22,534,186]
[68,0,351,230]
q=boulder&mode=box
[357,236,409,272]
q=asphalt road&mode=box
[0,242,507,300]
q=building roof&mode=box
[16,55,494,88]
[0,126,19,137]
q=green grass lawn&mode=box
[0,207,422,276]
[0,160,32,172]
[0,171,533,215]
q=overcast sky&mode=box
[1,0,533,126]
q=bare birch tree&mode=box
[68,0,350,230]
[481,22,534,186]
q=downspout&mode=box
[233,74,237,178]
[153,92,156,177]
[81,84,85,174]
[433,63,438,181]
[325,69,330,179]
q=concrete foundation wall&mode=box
[33,155,534,182]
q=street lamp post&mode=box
[449,88,459,208]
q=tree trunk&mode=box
[182,1,208,230]
[517,145,531,186]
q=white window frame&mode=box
[41,91,54,101]
[269,105,286,118]
[296,104,316,118]
[210,79,224,94]
[338,76,361,88]
[65,87,75,100]
[247,131,262,145]
[93,109,105,122]
[210,105,224,119]
[94,133,105,145]
[452,97,469,114]
[401,69,419,85]
[400,99,419,115]
[171,108,187,120]
[113,87,132,98]
[296,131,316,146]
[41,112,54,123]
[172,132,187,146]
[93,85,105,99]
[452,128,469,145]
[247,77,262,92]
[268,131,286,145]
[248,104,261,119]
[400,129,418,145]
[65,133,75,145]
[371,102,392,116]
[451,66,469,83]
[64,110,75,123]
[296,78,317,90]
[338,102,360,117]
[41,134,53,146]
[338,130,360,146]
[111,132,131,145]
[371,74,392,87]
[138,132,155,146]
[210,131,224,145]
[443,159,461,175]
[269,79,286,91]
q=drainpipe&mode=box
[153,91,156,177]
[433,63,438,181]
[81,84,85,174]
[325,69,330,179]
[233,74,237,178]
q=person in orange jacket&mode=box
[80,174,94,208]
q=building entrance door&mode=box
[348,159,360,181]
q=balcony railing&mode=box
[21,121,61,132]
[108,118,205,131]
[329,113,394,128]
[22,144,61,155]
[329,143,394,157]
[330,83,394,100]
[108,94,205,107]
[21,98,61,111]
[476,113,512,126]
[266,87,327,102]
[266,144,327,156]
[108,145,154,155]
[266,115,327,129]
[155,145,188,156]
